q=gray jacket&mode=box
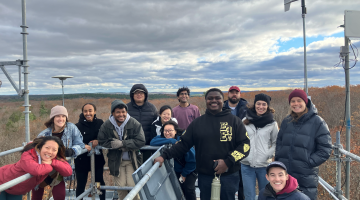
[241,120,278,168]
[98,117,145,177]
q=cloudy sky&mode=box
[1,0,360,95]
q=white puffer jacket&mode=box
[240,120,279,168]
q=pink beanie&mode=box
[50,105,68,119]
[288,89,308,104]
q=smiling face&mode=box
[206,91,224,114]
[290,97,306,114]
[160,109,172,124]
[83,104,96,122]
[133,91,145,105]
[113,107,127,125]
[228,90,240,104]
[39,140,59,162]
[53,115,67,130]
[266,167,289,193]
[163,124,176,139]
[178,91,189,103]
[255,100,268,116]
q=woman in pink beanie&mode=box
[33,105,87,200]
[274,89,332,200]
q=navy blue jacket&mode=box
[223,98,248,119]
[258,186,310,200]
[275,99,332,200]
[150,135,196,177]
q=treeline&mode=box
[0,93,176,102]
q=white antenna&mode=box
[52,75,73,106]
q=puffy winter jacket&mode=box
[150,116,178,139]
[127,84,158,145]
[275,99,332,200]
[241,120,278,167]
[0,149,72,195]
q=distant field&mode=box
[1,85,360,199]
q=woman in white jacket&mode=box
[241,93,279,200]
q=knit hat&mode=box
[228,86,240,92]
[50,105,68,119]
[288,89,308,105]
[266,161,287,174]
[111,100,128,113]
[254,93,271,106]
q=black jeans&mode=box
[175,172,197,200]
[238,169,245,200]
[75,166,106,200]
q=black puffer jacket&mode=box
[75,113,105,171]
[223,98,248,119]
[127,84,158,145]
[275,99,332,200]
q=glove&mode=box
[111,139,123,149]
[65,148,75,157]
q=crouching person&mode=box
[98,100,145,200]
[258,161,310,200]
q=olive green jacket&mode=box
[98,117,145,177]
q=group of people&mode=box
[0,84,332,200]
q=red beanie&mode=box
[288,89,308,104]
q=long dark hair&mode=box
[44,116,69,128]
[22,136,66,160]
[243,104,275,125]
[160,120,184,138]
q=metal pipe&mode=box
[0,66,20,93]
[139,146,161,150]
[21,0,30,144]
[90,143,95,200]
[75,187,92,200]
[99,186,134,191]
[0,173,32,192]
[318,178,340,200]
[18,65,21,95]
[0,147,24,157]
[344,33,351,199]
[339,148,360,163]
[123,162,160,200]
[335,131,343,199]
[301,0,308,95]
[61,79,64,106]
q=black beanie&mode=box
[254,93,271,106]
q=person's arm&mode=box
[98,123,113,148]
[51,159,73,177]
[275,119,287,161]
[70,125,86,157]
[267,122,279,159]
[20,150,53,176]
[181,147,196,177]
[308,119,332,167]
[122,122,146,150]
[223,121,250,170]
[150,135,177,146]
[150,121,158,139]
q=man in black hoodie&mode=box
[127,84,158,160]
[154,88,250,200]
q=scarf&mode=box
[109,113,130,140]
[246,108,274,128]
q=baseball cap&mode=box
[266,161,287,173]
[228,86,240,92]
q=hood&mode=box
[276,175,298,195]
[205,107,231,117]
[111,99,128,114]
[297,98,317,123]
[130,84,149,103]
[223,98,248,108]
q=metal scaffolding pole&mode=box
[301,0,308,95]
[344,34,351,200]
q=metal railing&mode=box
[318,131,360,200]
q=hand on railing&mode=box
[153,156,164,167]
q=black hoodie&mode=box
[127,84,158,145]
[75,113,105,171]
[162,108,250,176]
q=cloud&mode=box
[1,0,360,95]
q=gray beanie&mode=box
[111,100,128,113]
[50,105,68,119]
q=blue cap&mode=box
[266,161,287,173]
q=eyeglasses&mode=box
[134,91,144,95]
[164,129,175,133]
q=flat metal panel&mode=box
[345,10,360,38]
